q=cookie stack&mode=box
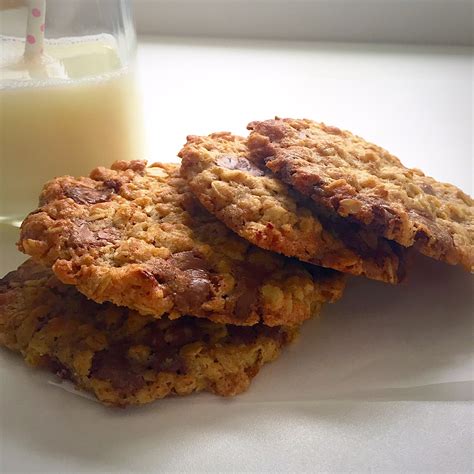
[1,118,472,408]
[0,152,345,407]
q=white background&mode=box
[139,37,473,194]
[132,0,474,46]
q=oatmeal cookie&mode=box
[19,161,344,326]
[0,260,298,407]
[247,118,474,271]
[179,132,406,284]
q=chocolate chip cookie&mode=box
[247,118,474,271]
[179,132,406,283]
[0,260,298,407]
[19,162,345,326]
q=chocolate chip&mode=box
[364,202,401,237]
[171,251,211,271]
[96,228,120,242]
[234,283,258,319]
[147,255,212,314]
[173,269,211,312]
[64,186,113,205]
[103,179,122,193]
[421,183,436,196]
[90,346,145,391]
[69,221,120,248]
[70,223,96,246]
[217,155,265,176]
[249,120,288,141]
[233,263,272,319]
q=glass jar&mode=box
[0,0,144,225]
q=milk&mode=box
[0,35,144,223]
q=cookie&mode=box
[19,161,345,326]
[247,118,474,271]
[179,132,406,284]
[0,260,298,407]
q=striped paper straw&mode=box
[24,0,46,61]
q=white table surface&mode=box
[1,36,473,473]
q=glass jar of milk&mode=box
[0,0,144,225]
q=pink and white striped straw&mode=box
[24,0,46,61]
